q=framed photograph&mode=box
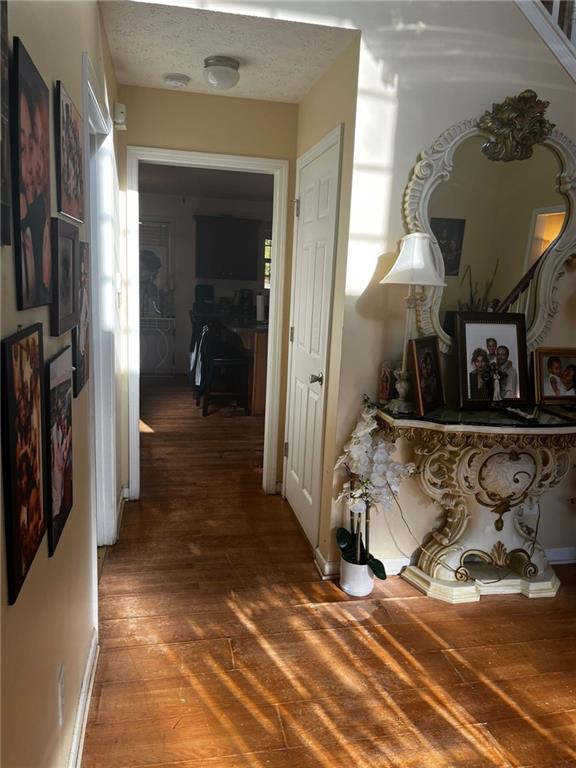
[534,348,576,405]
[456,312,529,408]
[1,324,46,604]
[1,0,10,245]
[10,37,52,309]
[55,81,84,223]
[46,346,73,554]
[51,218,79,336]
[409,336,445,415]
[72,242,90,395]
[430,217,466,277]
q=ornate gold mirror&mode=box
[404,91,576,353]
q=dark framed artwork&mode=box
[46,346,73,554]
[72,241,90,395]
[1,323,46,604]
[430,217,466,277]
[51,217,79,336]
[1,0,10,245]
[10,37,52,309]
[409,335,445,416]
[55,81,84,223]
[534,347,576,405]
[456,312,529,408]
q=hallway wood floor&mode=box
[82,378,576,768]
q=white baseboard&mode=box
[546,547,576,564]
[68,627,99,768]
[116,489,127,539]
[314,548,339,580]
[383,556,411,575]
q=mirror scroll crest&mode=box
[478,90,555,163]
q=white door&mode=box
[285,127,342,547]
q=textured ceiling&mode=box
[100,1,357,103]
[139,163,274,199]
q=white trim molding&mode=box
[126,146,289,498]
[314,547,340,579]
[546,547,576,564]
[67,628,99,768]
[515,0,576,84]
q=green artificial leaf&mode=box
[336,527,352,551]
[367,556,387,580]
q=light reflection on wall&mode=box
[347,42,398,297]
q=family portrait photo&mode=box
[535,348,576,404]
[1,324,46,604]
[73,242,90,395]
[47,346,73,554]
[1,0,10,245]
[55,81,84,222]
[457,313,528,407]
[51,218,79,336]
[409,336,444,415]
[11,37,52,309]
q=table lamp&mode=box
[380,232,446,413]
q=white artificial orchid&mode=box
[335,402,416,511]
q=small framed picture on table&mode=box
[409,335,445,416]
[534,348,576,404]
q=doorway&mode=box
[126,147,288,498]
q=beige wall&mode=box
[0,3,117,767]
[295,36,361,557]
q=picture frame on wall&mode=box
[456,312,529,408]
[10,37,52,309]
[430,217,466,277]
[1,0,10,245]
[1,323,46,604]
[409,335,445,416]
[46,346,73,555]
[51,218,79,336]
[55,81,84,223]
[72,241,90,395]
[534,347,576,405]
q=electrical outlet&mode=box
[57,664,64,728]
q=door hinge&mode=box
[291,198,300,218]
[284,441,289,458]
[289,326,294,342]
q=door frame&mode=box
[126,146,289,498]
[282,125,343,544]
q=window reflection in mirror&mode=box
[428,136,567,335]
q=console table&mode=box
[378,407,576,603]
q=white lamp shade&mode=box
[203,56,240,91]
[380,232,446,287]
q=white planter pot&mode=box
[339,557,374,597]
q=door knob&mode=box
[309,372,324,385]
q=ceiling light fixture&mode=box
[203,56,240,91]
[163,73,190,89]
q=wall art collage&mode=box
[1,10,91,604]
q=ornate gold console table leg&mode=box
[383,419,575,603]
